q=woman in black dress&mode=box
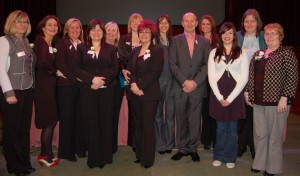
[34,15,62,167]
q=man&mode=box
[169,12,210,162]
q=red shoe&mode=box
[38,155,59,167]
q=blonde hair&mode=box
[63,18,84,42]
[4,10,31,36]
[105,21,120,46]
[264,23,284,41]
[127,13,143,34]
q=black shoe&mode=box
[14,171,30,176]
[67,156,77,162]
[132,147,136,152]
[77,153,87,158]
[189,152,200,162]
[171,152,188,160]
[158,151,166,154]
[27,167,36,173]
[263,171,275,176]
[204,145,211,150]
[98,164,105,168]
[250,167,260,173]
[166,149,172,154]
[237,146,247,157]
[250,149,255,159]
[142,164,153,168]
[134,159,141,163]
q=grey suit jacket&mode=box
[169,33,210,99]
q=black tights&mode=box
[40,121,57,159]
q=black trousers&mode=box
[57,85,86,159]
[238,104,254,149]
[112,84,123,153]
[0,88,33,174]
[80,87,114,167]
[131,98,159,166]
[201,96,216,147]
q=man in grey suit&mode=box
[170,12,210,162]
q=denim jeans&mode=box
[213,120,238,163]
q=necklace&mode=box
[224,52,232,78]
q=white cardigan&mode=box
[208,48,249,103]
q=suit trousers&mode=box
[0,88,33,174]
[80,87,114,167]
[174,96,202,153]
[252,104,290,174]
[201,96,216,147]
[57,85,86,159]
[131,98,159,166]
[154,77,175,152]
[112,84,124,153]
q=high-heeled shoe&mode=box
[38,155,59,167]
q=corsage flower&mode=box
[254,51,264,61]
[88,46,96,59]
[143,49,151,60]
[52,48,57,53]
[29,43,34,48]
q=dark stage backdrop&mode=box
[56,0,225,25]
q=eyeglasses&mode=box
[264,32,278,38]
[15,20,30,25]
[139,31,151,35]
[132,19,142,23]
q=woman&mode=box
[236,9,267,159]
[208,22,249,169]
[34,15,61,167]
[153,14,175,155]
[55,18,87,162]
[127,20,164,168]
[118,13,143,150]
[198,15,219,150]
[245,23,298,176]
[74,19,118,168]
[0,10,36,175]
[105,21,122,154]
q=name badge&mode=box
[87,50,94,54]
[17,51,26,57]
[49,47,53,53]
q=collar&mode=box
[184,32,196,39]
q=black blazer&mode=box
[118,34,134,69]
[74,43,119,89]
[127,44,164,100]
[55,37,81,86]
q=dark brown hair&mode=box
[86,19,106,46]
[215,22,241,63]
[37,15,62,37]
[155,14,172,45]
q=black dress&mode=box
[34,36,58,128]
[209,57,246,121]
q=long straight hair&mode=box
[214,22,241,63]
[155,14,172,45]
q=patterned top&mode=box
[245,46,298,104]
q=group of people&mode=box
[0,8,298,176]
